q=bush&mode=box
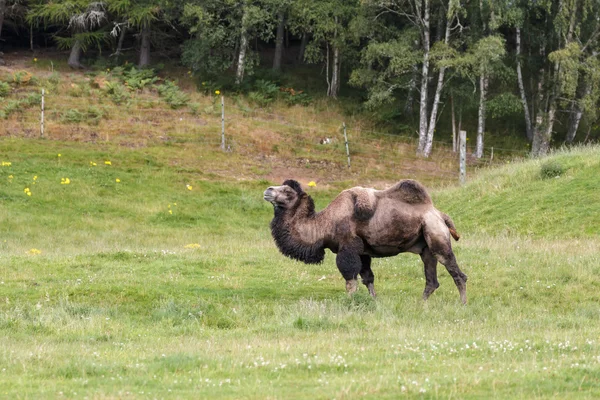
[540,160,565,179]
[61,107,106,125]
[102,81,129,104]
[248,79,279,107]
[123,68,158,91]
[62,109,86,124]
[155,80,189,109]
[0,81,11,97]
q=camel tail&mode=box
[442,213,460,241]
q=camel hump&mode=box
[347,187,377,220]
[385,180,432,204]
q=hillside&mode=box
[435,146,600,239]
[0,53,527,189]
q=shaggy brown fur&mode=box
[264,179,468,304]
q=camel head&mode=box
[263,180,305,209]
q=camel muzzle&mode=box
[263,188,276,203]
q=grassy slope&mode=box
[436,145,600,238]
[1,141,600,398]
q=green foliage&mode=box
[122,67,158,90]
[0,81,10,97]
[487,93,522,119]
[102,81,129,105]
[61,106,106,125]
[248,79,279,107]
[540,160,565,179]
[1,93,41,119]
[155,80,190,109]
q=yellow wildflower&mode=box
[215,90,221,95]
[60,178,71,185]
[1,161,11,166]
[27,192,32,196]
[186,184,193,191]
[107,68,111,72]
[105,160,112,165]
[24,188,30,193]
[8,175,13,180]
[168,210,173,215]
[58,154,61,157]
[33,176,38,180]
[308,181,317,187]
[33,58,38,63]
[184,243,201,249]
[90,161,97,166]
[116,178,121,183]
[28,248,42,255]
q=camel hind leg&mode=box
[420,247,439,300]
[423,214,468,304]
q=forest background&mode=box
[1,0,599,157]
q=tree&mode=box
[181,0,274,84]
[28,0,109,68]
[291,0,360,98]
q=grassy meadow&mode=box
[0,139,599,399]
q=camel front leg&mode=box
[336,241,363,296]
[359,255,376,298]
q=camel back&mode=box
[383,180,432,205]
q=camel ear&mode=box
[282,179,304,194]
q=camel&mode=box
[263,179,468,304]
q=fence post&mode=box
[40,88,45,138]
[459,130,466,185]
[343,122,351,168]
[220,95,225,151]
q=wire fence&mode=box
[1,89,531,184]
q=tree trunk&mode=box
[138,26,151,67]
[451,93,457,152]
[114,24,127,63]
[422,8,452,157]
[416,0,431,155]
[475,72,488,158]
[68,39,84,69]
[236,26,248,85]
[565,83,590,143]
[328,43,340,98]
[273,10,285,71]
[404,64,418,115]
[516,27,533,142]
[297,33,309,63]
[532,61,559,157]
[0,0,6,40]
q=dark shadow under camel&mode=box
[263,179,467,304]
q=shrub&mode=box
[62,109,86,124]
[61,107,106,125]
[102,81,129,104]
[156,80,189,109]
[0,81,11,97]
[540,160,565,179]
[123,68,158,91]
[248,79,279,107]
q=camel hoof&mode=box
[346,279,358,295]
[367,283,377,298]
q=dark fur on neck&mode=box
[270,188,325,264]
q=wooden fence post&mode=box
[221,95,225,151]
[459,130,467,185]
[343,122,351,168]
[40,89,45,138]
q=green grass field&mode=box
[1,140,600,399]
